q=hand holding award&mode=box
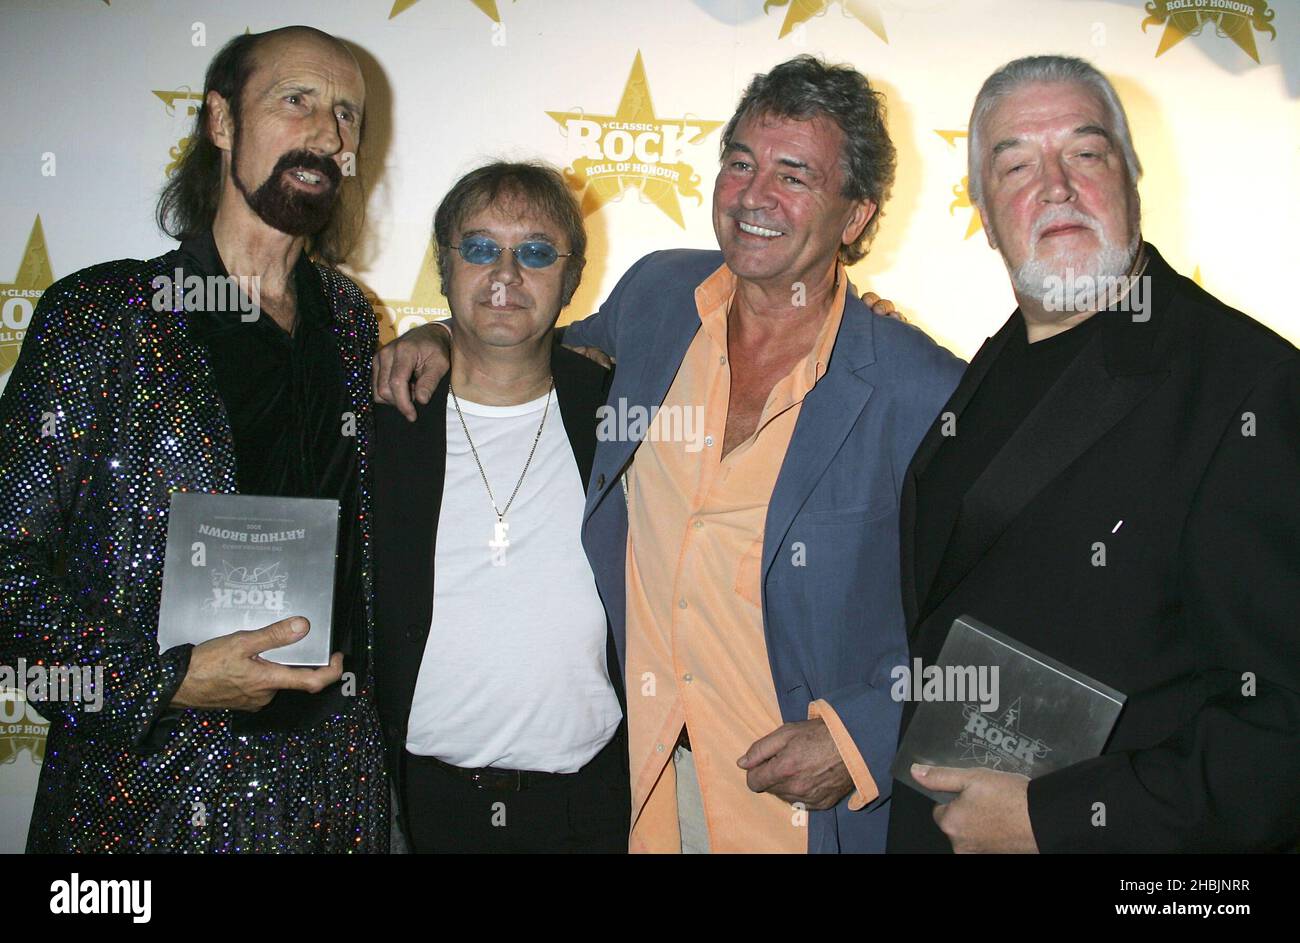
[169,616,343,711]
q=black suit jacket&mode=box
[889,244,1300,852]
[371,342,627,840]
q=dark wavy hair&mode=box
[433,161,587,308]
[721,55,896,264]
[155,26,365,265]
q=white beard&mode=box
[1011,207,1139,308]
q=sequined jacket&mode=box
[0,250,389,852]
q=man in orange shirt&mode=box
[375,56,964,852]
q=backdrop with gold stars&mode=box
[0,0,1297,852]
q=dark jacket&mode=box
[0,249,388,852]
[889,244,1300,852]
[371,341,628,844]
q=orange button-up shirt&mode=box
[624,263,877,854]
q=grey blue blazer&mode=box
[563,249,964,852]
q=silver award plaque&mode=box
[892,615,1126,803]
[156,492,340,666]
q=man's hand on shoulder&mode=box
[862,291,907,322]
[371,320,452,421]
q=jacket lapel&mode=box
[901,315,1019,627]
[552,343,610,489]
[372,376,449,740]
[585,303,700,517]
[762,296,876,578]
[922,252,1174,618]
[550,345,628,709]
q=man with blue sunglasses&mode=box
[370,162,629,853]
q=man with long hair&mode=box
[0,26,388,852]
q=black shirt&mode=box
[178,231,365,733]
[914,311,1105,615]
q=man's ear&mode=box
[842,198,877,249]
[206,90,234,153]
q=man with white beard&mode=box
[888,55,1299,853]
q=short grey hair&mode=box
[967,55,1141,206]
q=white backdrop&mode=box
[2,0,1297,852]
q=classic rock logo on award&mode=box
[208,560,289,617]
[547,52,723,227]
[765,0,887,42]
[0,691,48,767]
[1142,1,1276,62]
[955,698,1050,775]
[0,217,54,389]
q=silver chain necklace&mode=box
[449,378,554,555]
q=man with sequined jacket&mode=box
[0,27,389,852]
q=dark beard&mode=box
[231,141,343,237]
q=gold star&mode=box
[151,88,203,113]
[1142,2,1276,64]
[0,217,55,377]
[391,0,503,21]
[369,242,450,346]
[546,52,723,227]
[765,0,887,42]
[935,130,982,240]
[0,707,47,766]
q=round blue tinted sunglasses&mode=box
[448,236,572,269]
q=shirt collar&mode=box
[694,261,848,391]
[176,229,331,330]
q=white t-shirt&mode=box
[405,390,621,772]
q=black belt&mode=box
[408,752,576,792]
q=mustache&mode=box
[270,149,343,188]
[1032,206,1098,241]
